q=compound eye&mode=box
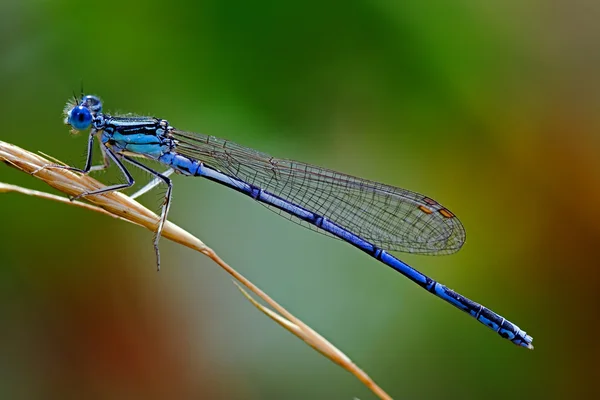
[68,105,93,130]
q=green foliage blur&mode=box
[1,1,599,399]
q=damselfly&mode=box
[61,94,533,349]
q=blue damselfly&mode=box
[61,94,533,349]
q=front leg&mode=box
[71,147,135,201]
[89,134,111,172]
[54,129,110,174]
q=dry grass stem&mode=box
[0,140,392,400]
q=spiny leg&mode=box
[130,168,175,200]
[54,129,111,174]
[89,135,111,172]
[123,156,173,271]
[73,129,97,173]
[71,147,135,201]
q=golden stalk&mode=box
[0,140,393,400]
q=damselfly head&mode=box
[64,94,103,133]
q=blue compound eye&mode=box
[68,105,93,130]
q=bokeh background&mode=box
[1,1,599,399]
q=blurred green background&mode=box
[1,1,599,399]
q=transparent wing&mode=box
[173,130,466,255]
